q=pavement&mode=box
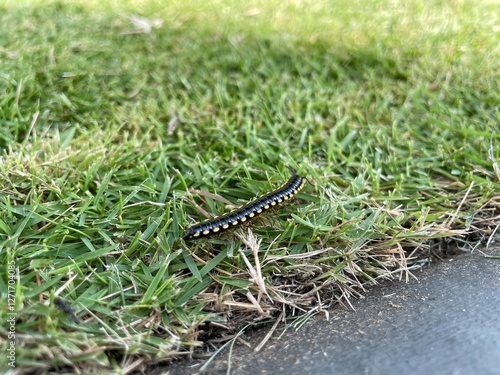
[154,245,500,375]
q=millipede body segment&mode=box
[182,174,306,240]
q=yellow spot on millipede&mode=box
[213,227,220,233]
[240,217,247,222]
[223,224,229,229]
[264,205,270,209]
[203,230,210,235]
[257,209,263,213]
[249,213,255,218]
[232,221,238,226]
[193,233,200,237]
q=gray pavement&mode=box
[156,245,500,375]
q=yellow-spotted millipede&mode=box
[182,174,307,240]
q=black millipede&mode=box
[182,174,307,240]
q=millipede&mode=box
[182,174,308,240]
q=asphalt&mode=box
[154,245,500,375]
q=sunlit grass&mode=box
[0,0,499,373]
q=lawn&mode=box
[0,0,499,373]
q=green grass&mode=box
[1,0,499,373]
